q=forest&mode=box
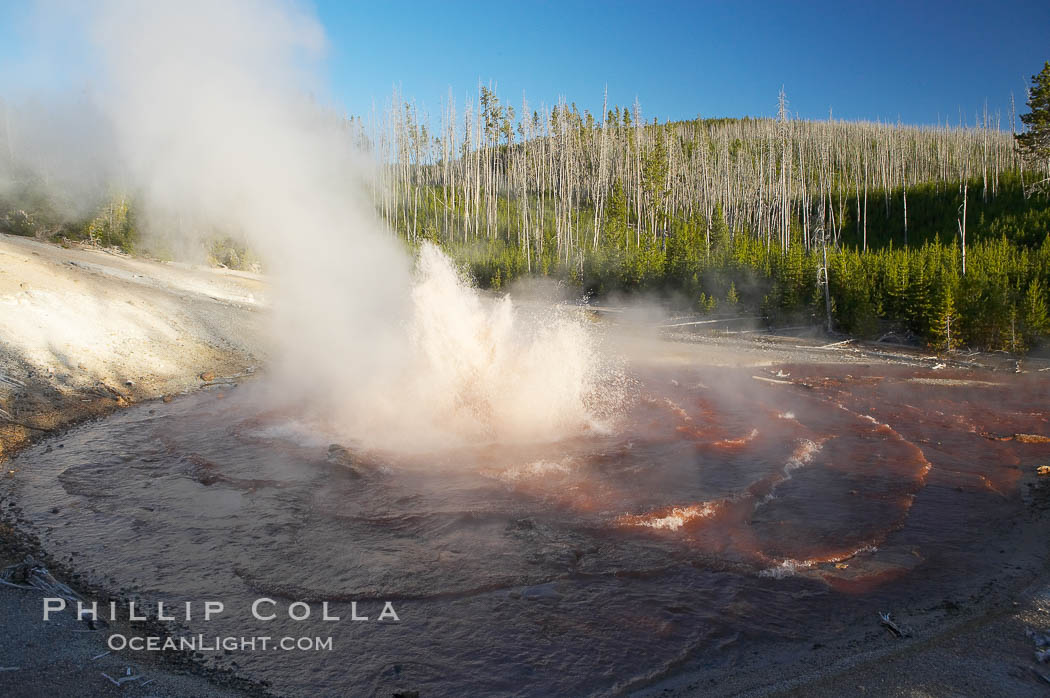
[3,69,1050,352]
[362,75,1050,352]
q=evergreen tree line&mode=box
[403,180,1049,352]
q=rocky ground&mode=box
[0,233,267,461]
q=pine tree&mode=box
[906,252,932,335]
[1017,61,1050,195]
[930,284,959,351]
[665,214,702,290]
[1021,278,1050,347]
[708,202,728,256]
[642,133,669,237]
[726,281,739,305]
[606,179,630,251]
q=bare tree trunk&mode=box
[958,182,968,276]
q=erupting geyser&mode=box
[6,0,619,452]
[303,240,625,451]
[381,242,620,449]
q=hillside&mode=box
[367,95,1050,350]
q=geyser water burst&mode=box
[333,242,622,450]
[407,242,617,445]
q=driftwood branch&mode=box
[878,611,908,638]
[0,557,82,603]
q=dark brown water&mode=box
[6,359,1050,696]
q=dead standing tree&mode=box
[352,86,1036,264]
[813,215,834,334]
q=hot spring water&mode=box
[6,358,1050,696]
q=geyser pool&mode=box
[5,356,1050,696]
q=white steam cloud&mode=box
[4,0,617,450]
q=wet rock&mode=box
[326,444,355,468]
[983,432,1050,443]
[187,454,225,487]
[520,583,562,601]
[819,546,923,593]
[1028,626,1050,650]
[325,444,378,479]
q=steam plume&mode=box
[3,0,614,450]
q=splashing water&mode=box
[322,243,623,451]
[618,502,719,531]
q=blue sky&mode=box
[315,0,1050,127]
[2,0,1049,128]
